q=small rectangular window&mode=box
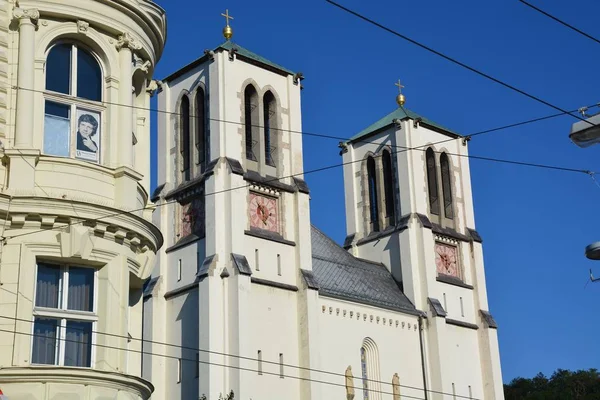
[195,352,200,378]
[177,259,182,282]
[255,249,259,271]
[279,353,284,378]
[258,350,262,375]
[452,383,456,400]
[177,358,182,383]
[277,254,281,276]
[43,101,71,157]
[469,385,473,399]
[443,293,448,314]
[460,297,464,317]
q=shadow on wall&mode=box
[177,289,199,399]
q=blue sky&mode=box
[151,0,600,383]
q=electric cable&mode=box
[0,314,479,400]
[324,0,596,128]
[519,0,600,46]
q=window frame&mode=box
[180,94,191,181]
[381,149,395,227]
[426,148,440,216]
[366,156,380,233]
[440,152,454,219]
[194,87,208,168]
[31,262,98,368]
[43,42,105,164]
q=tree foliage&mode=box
[504,369,600,400]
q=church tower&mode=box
[341,86,504,399]
[146,12,320,400]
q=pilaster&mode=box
[12,7,38,149]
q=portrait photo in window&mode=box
[75,109,100,162]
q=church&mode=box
[143,11,504,400]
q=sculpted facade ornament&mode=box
[345,365,355,400]
[13,7,39,24]
[146,79,162,97]
[116,32,142,51]
[77,20,89,35]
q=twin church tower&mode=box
[145,10,504,400]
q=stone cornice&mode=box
[0,194,163,253]
[0,366,154,398]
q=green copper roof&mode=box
[348,107,461,144]
[217,41,295,76]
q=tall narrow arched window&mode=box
[367,156,380,232]
[244,85,259,161]
[361,338,382,400]
[426,148,440,215]
[382,149,395,227]
[180,95,191,181]
[263,91,276,167]
[195,88,207,166]
[43,43,103,163]
[440,152,454,219]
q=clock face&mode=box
[249,192,278,232]
[435,243,459,278]
[179,198,205,238]
[180,203,192,238]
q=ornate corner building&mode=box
[0,1,166,399]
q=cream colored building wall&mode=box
[0,0,166,399]
[317,298,424,400]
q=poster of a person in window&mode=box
[75,110,100,162]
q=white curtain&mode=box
[32,318,57,364]
[43,114,70,157]
[67,267,93,312]
[35,264,60,308]
[64,320,91,367]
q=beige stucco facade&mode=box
[0,0,166,398]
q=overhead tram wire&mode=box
[0,315,479,400]
[3,83,597,154]
[519,0,600,46]
[3,104,597,241]
[324,0,597,129]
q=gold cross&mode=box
[395,79,404,94]
[221,9,234,26]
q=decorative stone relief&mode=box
[13,8,40,23]
[116,32,142,51]
[77,20,89,35]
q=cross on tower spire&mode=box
[395,79,406,107]
[221,9,234,40]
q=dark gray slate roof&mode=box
[310,225,418,315]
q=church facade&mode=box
[145,20,504,400]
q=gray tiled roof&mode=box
[311,225,418,315]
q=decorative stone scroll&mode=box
[13,8,39,24]
[116,32,142,51]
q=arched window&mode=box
[440,152,454,219]
[382,149,395,226]
[180,95,191,181]
[244,85,259,161]
[426,148,440,215]
[43,43,103,163]
[367,156,380,232]
[361,338,382,400]
[195,88,207,166]
[263,91,276,167]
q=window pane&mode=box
[32,318,58,365]
[67,267,94,312]
[46,44,71,95]
[77,49,102,101]
[43,101,71,157]
[35,264,61,308]
[64,320,92,367]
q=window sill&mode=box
[244,228,296,246]
[33,307,97,320]
[436,275,474,290]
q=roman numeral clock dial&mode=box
[249,192,278,233]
